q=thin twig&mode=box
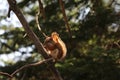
[20,71,26,80]
[0,72,12,78]
[7,0,16,17]
[2,43,15,51]
[108,0,115,7]
[8,7,11,18]
[114,42,120,48]
[38,0,46,19]
[11,58,53,76]
[36,11,47,38]
[59,0,72,38]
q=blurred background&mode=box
[0,0,120,80]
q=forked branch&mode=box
[10,58,53,77]
[0,58,53,79]
[6,0,63,80]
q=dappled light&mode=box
[0,0,120,80]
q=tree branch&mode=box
[7,0,48,58]
[38,0,46,19]
[36,11,47,38]
[2,43,15,51]
[59,0,72,38]
[6,0,63,80]
[0,58,53,80]
[0,72,12,78]
[10,58,53,77]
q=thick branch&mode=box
[7,0,48,58]
[7,0,63,80]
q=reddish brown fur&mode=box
[43,32,67,61]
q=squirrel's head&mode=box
[51,32,59,43]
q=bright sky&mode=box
[0,0,32,66]
[0,0,22,28]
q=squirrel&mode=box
[43,32,67,61]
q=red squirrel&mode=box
[43,32,67,61]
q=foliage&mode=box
[0,0,120,80]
